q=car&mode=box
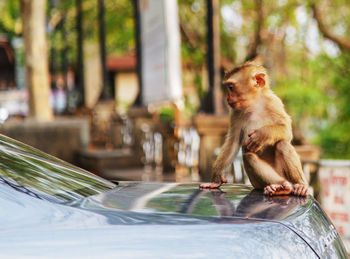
[0,133,347,258]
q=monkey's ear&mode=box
[253,73,266,88]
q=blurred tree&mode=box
[316,54,350,158]
[20,0,53,122]
[312,1,350,51]
[307,0,350,157]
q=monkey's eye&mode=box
[227,84,235,91]
[223,82,236,91]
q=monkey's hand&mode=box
[247,129,268,152]
[199,173,227,189]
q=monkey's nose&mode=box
[227,97,234,104]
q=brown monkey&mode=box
[199,59,308,196]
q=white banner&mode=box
[139,0,182,105]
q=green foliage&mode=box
[275,55,331,126]
[159,107,174,123]
[178,0,207,68]
[312,53,350,158]
[275,51,350,158]
[0,0,21,38]
[318,122,350,159]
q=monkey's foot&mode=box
[199,182,221,189]
[292,184,309,197]
[264,182,292,196]
[199,175,227,189]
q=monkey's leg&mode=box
[275,140,308,196]
[243,152,292,196]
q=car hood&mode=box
[0,182,346,258]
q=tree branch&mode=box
[246,0,263,61]
[179,20,201,50]
[312,3,350,51]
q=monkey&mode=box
[199,59,308,196]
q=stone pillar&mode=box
[128,106,154,159]
[127,107,177,172]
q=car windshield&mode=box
[0,134,115,203]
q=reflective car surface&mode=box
[0,134,347,258]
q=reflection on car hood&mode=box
[69,182,347,258]
[77,182,309,221]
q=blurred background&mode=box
[0,0,349,249]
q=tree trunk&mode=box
[132,0,143,106]
[199,0,223,114]
[98,0,109,100]
[20,0,53,121]
[76,0,85,107]
[210,0,223,115]
[246,0,263,61]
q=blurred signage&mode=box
[0,89,28,117]
[319,160,350,247]
[139,0,182,104]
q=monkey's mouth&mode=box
[229,102,241,109]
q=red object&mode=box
[107,55,136,72]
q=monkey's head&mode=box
[223,62,270,110]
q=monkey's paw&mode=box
[199,182,222,189]
[264,182,292,196]
[292,184,309,197]
[199,175,227,189]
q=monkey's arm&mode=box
[211,122,242,183]
[246,123,292,153]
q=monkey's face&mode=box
[223,72,257,110]
[223,66,267,110]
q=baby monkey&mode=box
[200,59,308,196]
